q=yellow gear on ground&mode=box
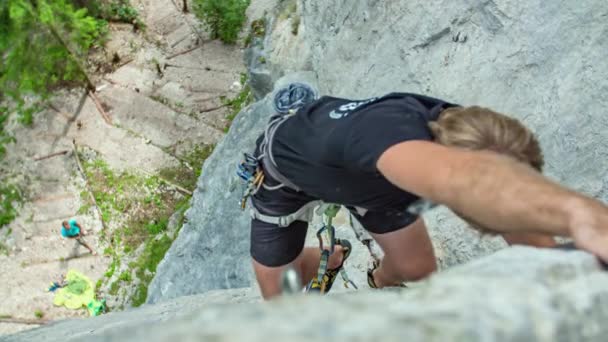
[53,269,95,311]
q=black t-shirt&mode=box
[271,93,458,212]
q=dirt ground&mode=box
[0,0,254,335]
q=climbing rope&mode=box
[273,82,318,114]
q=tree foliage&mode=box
[0,0,107,157]
[192,0,250,44]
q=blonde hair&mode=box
[429,106,544,171]
[428,106,544,234]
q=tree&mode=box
[192,0,250,44]
[0,0,106,158]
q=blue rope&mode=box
[273,82,318,114]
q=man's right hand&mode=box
[568,198,608,262]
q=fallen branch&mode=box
[160,177,193,196]
[116,58,134,68]
[170,34,191,48]
[88,91,112,125]
[34,150,69,161]
[72,141,108,232]
[0,318,50,325]
[167,45,201,60]
[199,104,229,113]
[140,169,193,196]
[48,103,75,121]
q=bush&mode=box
[192,0,250,44]
[0,184,22,227]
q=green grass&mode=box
[159,144,214,190]
[118,271,132,282]
[278,0,298,20]
[105,258,119,278]
[244,18,266,46]
[34,310,44,319]
[0,242,8,256]
[82,0,145,29]
[81,150,211,307]
[130,234,173,307]
[0,184,23,227]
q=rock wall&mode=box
[148,0,608,302]
[8,248,608,342]
[147,72,319,303]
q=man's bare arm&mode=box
[377,140,608,260]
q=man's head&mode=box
[62,221,69,228]
[429,106,544,233]
[429,106,544,171]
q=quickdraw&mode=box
[238,153,265,210]
[307,204,358,294]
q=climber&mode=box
[61,219,97,255]
[245,85,608,299]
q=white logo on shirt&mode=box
[329,98,378,119]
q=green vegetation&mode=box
[0,314,12,319]
[159,144,214,190]
[34,310,44,319]
[192,0,251,44]
[81,145,210,307]
[0,1,145,158]
[244,17,265,46]
[277,0,298,35]
[221,73,253,132]
[0,184,22,228]
[0,111,16,160]
[278,0,297,20]
[0,0,107,121]
[118,270,132,282]
[0,242,9,256]
[130,233,173,306]
[291,15,300,35]
[104,257,119,278]
[72,0,143,27]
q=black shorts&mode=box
[250,175,418,267]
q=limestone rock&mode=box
[7,248,608,342]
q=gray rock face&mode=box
[7,248,608,342]
[147,72,320,303]
[263,0,608,265]
[296,0,608,201]
[149,0,608,302]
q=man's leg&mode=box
[75,236,96,255]
[369,218,437,288]
[252,245,344,299]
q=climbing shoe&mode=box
[306,239,352,294]
[367,266,378,289]
[367,263,408,289]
